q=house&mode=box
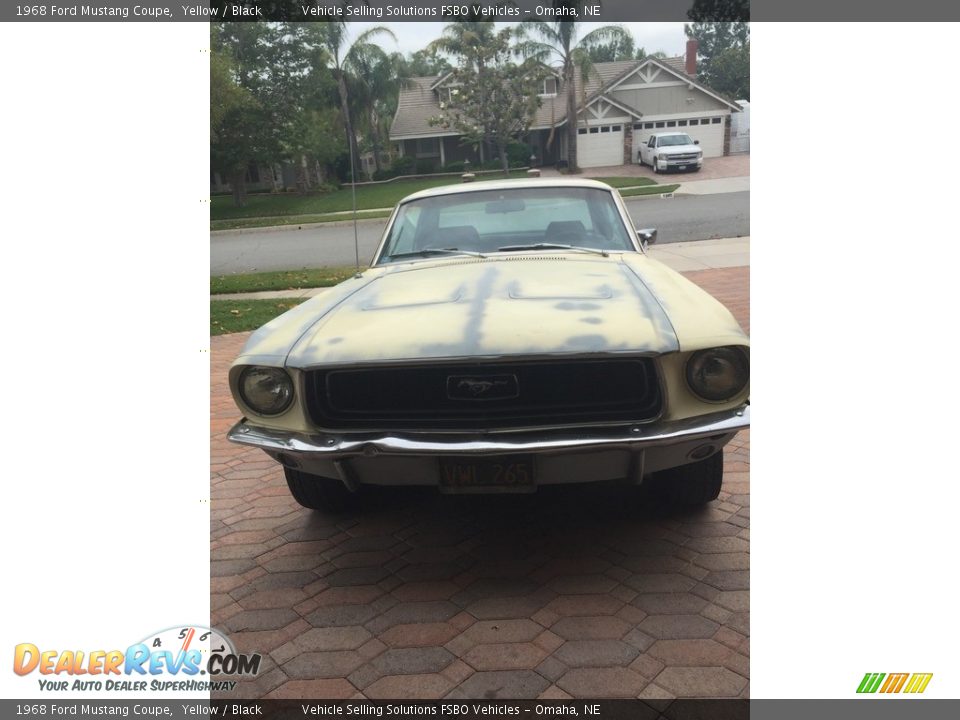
[389,40,742,170]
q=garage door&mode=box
[576,124,623,168]
[632,116,726,159]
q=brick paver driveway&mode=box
[211,267,749,700]
[540,154,749,182]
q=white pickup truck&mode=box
[637,132,703,173]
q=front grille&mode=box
[305,359,662,430]
[667,153,699,162]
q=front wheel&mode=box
[284,467,359,513]
[652,158,659,173]
[647,451,723,506]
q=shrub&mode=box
[391,156,415,175]
[507,141,534,168]
[415,159,437,174]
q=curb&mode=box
[210,211,392,236]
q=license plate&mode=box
[439,456,535,489]
[677,165,687,170]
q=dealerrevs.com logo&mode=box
[857,672,933,694]
[13,625,261,693]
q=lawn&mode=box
[210,173,660,225]
[595,177,657,188]
[212,267,355,295]
[211,298,307,335]
[620,183,680,197]
[211,210,392,232]
[212,171,530,221]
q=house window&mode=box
[633,123,643,130]
[678,120,687,126]
[600,126,610,133]
[655,122,665,128]
[415,137,440,157]
[589,127,599,134]
[667,121,676,127]
[246,162,260,183]
[542,77,558,95]
[611,125,621,132]
[578,128,587,135]
[688,119,699,125]
[712,117,722,124]
[644,122,654,129]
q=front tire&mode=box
[652,158,660,173]
[284,467,358,513]
[648,451,723,506]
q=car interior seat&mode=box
[544,220,586,245]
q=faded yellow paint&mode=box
[229,249,749,429]
[286,255,680,366]
[620,253,749,352]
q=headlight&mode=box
[658,154,668,161]
[238,366,294,416]
[685,347,749,402]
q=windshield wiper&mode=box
[496,243,609,258]
[388,248,486,260]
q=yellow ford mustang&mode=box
[227,179,749,512]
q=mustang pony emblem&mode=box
[447,375,519,400]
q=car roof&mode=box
[651,131,692,137]
[400,177,615,203]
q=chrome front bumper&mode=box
[227,405,749,488]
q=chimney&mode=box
[685,38,698,76]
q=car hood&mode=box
[660,144,700,154]
[282,254,682,367]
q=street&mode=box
[210,191,749,275]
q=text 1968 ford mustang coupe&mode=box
[227,179,749,512]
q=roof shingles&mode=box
[389,57,729,141]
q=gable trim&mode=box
[583,93,644,121]
[607,57,741,112]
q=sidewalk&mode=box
[673,176,749,195]
[210,236,749,301]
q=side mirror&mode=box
[694,140,700,145]
[637,227,657,250]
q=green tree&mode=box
[401,48,452,77]
[209,46,249,143]
[429,19,499,73]
[704,44,749,99]
[516,16,630,173]
[431,26,545,174]
[210,24,283,207]
[687,0,749,22]
[684,21,749,60]
[634,48,668,61]
[348,49,412,174]
[684,22,749,99]
[293,23,397,181]
[586,31,635,63]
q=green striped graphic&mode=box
[856,672,886,693]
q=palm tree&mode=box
[516,20,630,173]
[429,19,498,73]
[351,50,412,175]
[301,22,397,181]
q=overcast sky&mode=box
[348,22,689,59]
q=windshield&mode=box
[659,134,695,147]
[377,186,635,264]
